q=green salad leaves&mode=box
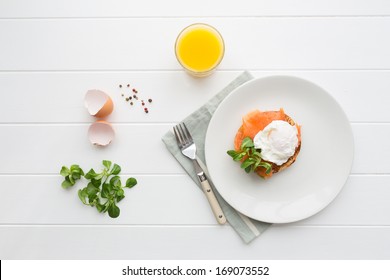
[60,164,84,189]
[60,160,137,218]
[227,137,272,174]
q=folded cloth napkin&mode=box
[162,71,271,243]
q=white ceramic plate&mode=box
[205,76,354,223]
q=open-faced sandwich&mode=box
[227,108,301,179]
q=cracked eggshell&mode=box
[88,120,115,146]
[84,89,114,118]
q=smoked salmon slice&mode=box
[234,109,286,151]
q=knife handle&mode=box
[200,179,227,225]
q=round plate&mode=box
[205,76,354,223]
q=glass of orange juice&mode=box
[175,23,225,77]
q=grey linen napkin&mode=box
[162,71,271,243]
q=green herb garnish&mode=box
[60,165,84,189]
[59,160,137,218]
[227,137,272,174]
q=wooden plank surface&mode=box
[0,175,388,226]
[1,0,389,18]
[0,225,389,259]
[1,0,389,260]
[1,18,390,70]
[1,71,390,123]
[0,124,388,174]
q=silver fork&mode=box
[173,122,226,225]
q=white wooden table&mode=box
[1,0,389,259]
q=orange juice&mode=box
[175,23,224,77]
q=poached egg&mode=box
[253,120,299,166]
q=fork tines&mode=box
[173,122,193,149]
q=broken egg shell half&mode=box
[84,89,114,118]
[88,120,115,146]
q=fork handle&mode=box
[200,179,227,225]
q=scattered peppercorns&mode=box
[119,83,153,113]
